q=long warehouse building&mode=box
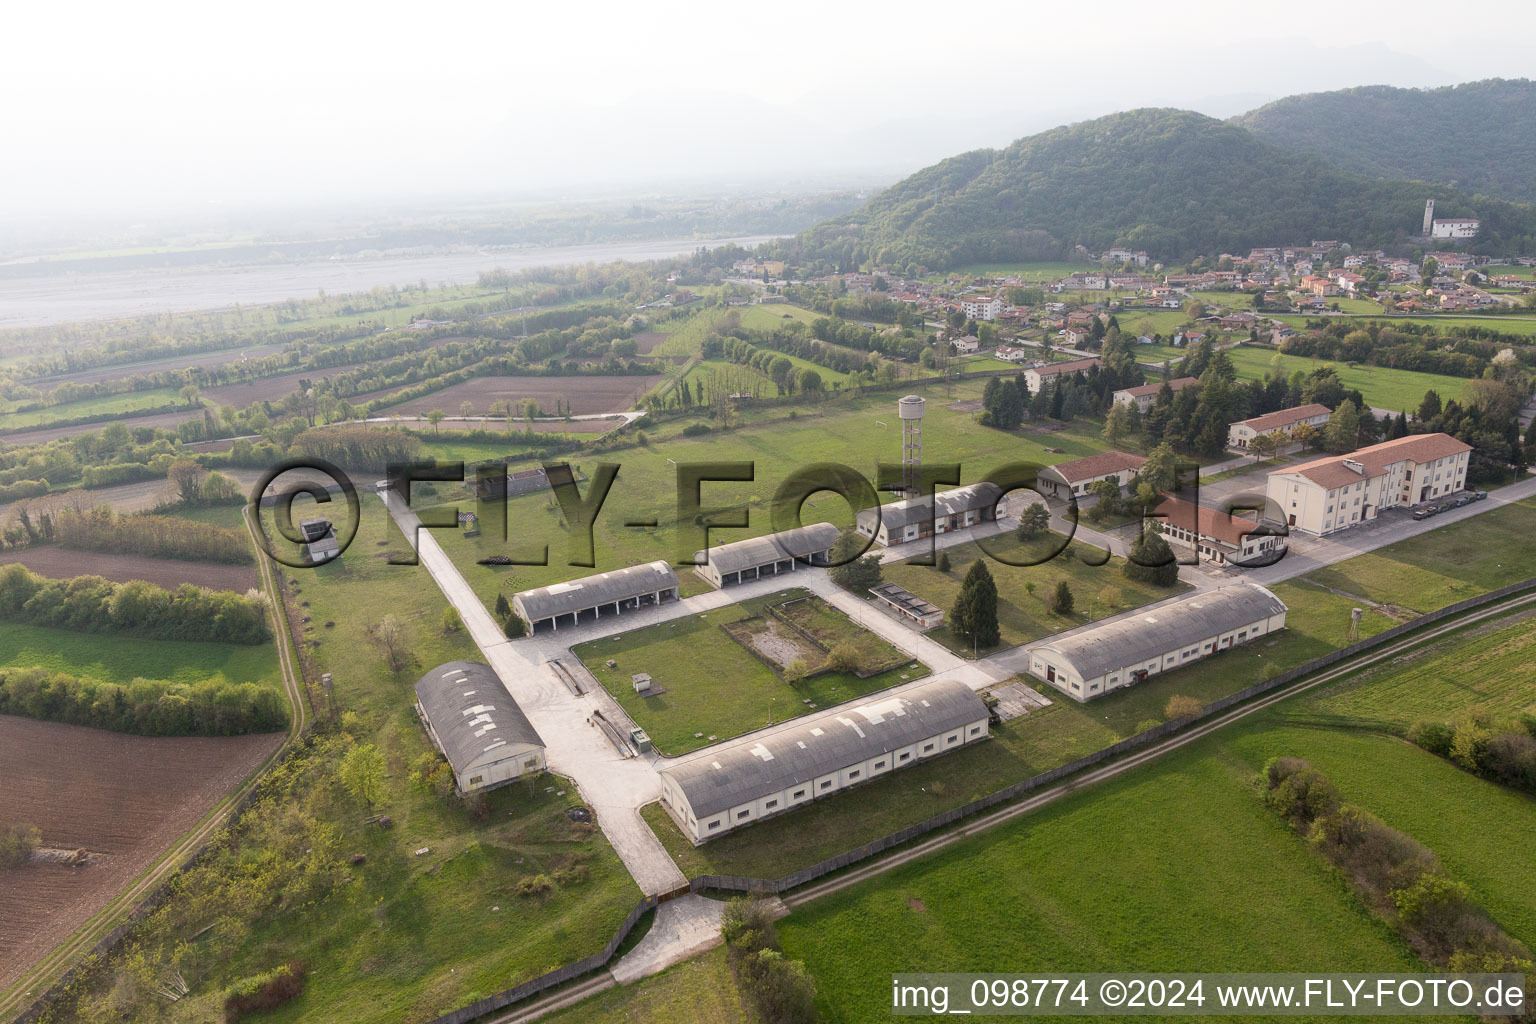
[1028,583,1288,702]
[658,678,990,843]
[511,561,680,633]
[414,661,546,794]
[692,522,841,589]
[855,482,1002,547]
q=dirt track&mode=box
[0,716,282,991]
[0,546,257,592]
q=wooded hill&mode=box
[1235,79,1536,204]
[790,107,1536,272]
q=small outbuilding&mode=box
[869,582,944,630]
[511,561,680,633]
[658,678,989,843]
[1028,584,1288,702]
[414,661,546,794]
[692,522,841,589]
[298,518,339,565]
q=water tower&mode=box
[897,395,925,499]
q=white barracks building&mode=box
[1266,433,1472,536]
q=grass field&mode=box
[543,947,747,1024]
[0,621,284,691]
[942,261,1086,281]
[574,588,926,755]
[775,725,1425,1023]
[736,303,823,331]
[1301,498,1536,614]
[1222,344,1474,411]
[880,532,1187,656]
[1274,313,1536,339]
[434,378,1129,612]
[0,388,186,428]
[1117,310,1194,339]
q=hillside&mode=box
[789,108,1536,272]
[1235,79,1536,203]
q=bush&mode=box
[826,642,860,673]
[1,823,41,867]
[0,666,286,736]
[682,422,712,437]
[1480,732,1536,791]
[1408,720,1455,758]
[223,961,307,1023]
[1164,694,1203,720]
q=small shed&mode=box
[631,673,654,694]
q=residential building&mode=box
[1227,403,1331,450]
[1022,357,1101,393]
[1111,376,1199,413]
[1265,433,1473,535]
[959,296,1003,321]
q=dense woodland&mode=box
[1237,79,1536,204]
[0,666,287,736]
[787,108,1536,272]
[0,564,270,644]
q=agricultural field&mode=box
[1222,344,1474,411]
[26,342,288,393]
[736,303,823,331]
[0,716,283,992]
[0,387,186,430]
[200,363,370,406]
[0,621,284,692]
[941,261,1085,281]
[574,588,926,755]
[1300,497,1536,614]
[0,546,258,592]
[1274,313,1536,339]
[0,407,202,446]
[880,532,1187,656]
[1116,310,1193,339]
[375,374,664,417]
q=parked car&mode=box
[1474,490,1488,501]
[1412,507,1436,521]
[1453,494,1474,508]
[1437,503,1457,514]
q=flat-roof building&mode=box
[855,483,1002,547]
[658,679,989,843]
[414,661,546,793]
[692,522,841,589]
[511,561,679,633]
[1028,584,1288,701]
[869,582,944,629]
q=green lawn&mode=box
[0,620,283,691]
[1300,498,1536,615]
[641,576,1399,880]
[543,947,747,1024]
[775,725,1426,1024]
[941,261,1086,281]
[881,532,1187,656]
[0,387,187,428]
[1273,313,1536,339]
[574,588,926,755]
[736,303,823,331]
[433,377,1127,614]
[1222,344,1476,411]
[1118,310,1194,339]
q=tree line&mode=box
[0,666,287,736]
[0,564,270,644]
[0,505,254,562]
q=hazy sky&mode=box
[5,0,1533,222]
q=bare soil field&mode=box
[388,415,626,435]
[0,716,283,991]
[376,375,663,417]
[27,343,288,392]
[201,363,369,406]
[0,408,202,446]
[0,546,257,592]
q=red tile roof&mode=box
[1153,495,1262,547]
[1047,451,1147,484]
[1233,403,1331,434]
[1273,433,1472,489]
[1033,357,1102,378]
[1118,377,1198,399]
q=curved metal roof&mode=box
[661,678,987,818]
[693,522,841,575]
[414,661,544,773]
[513,561,679,621]
[1032,584,1287,681]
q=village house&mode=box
[1111,376,1199,412]
[1022,356,1102,393]
[1226,403,1331,450]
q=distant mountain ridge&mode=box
[1235,79,1536,204]
[790,105,1536,272]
